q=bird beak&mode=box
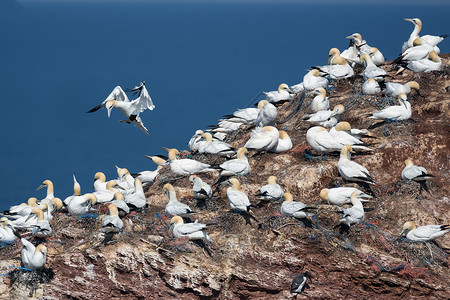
[25,214,36,222]
[399,229,405,237]
[404,18,413,23]
[327,56,332,64]
[286,87,293,93]
[107,106,112,118]
[36,184,46,191]
[116,185,125,191]
[359,199,370,202]
[345,35,353,39]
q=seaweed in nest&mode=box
[8,267,55,297]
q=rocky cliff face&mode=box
[1,58,449,299]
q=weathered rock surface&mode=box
[1,59,449,299]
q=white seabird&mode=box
[368,93,411,121]
[188,130,205,152]
[254,100,278,127]
[280,192,315,219]
[124,178,146,210]
[218,147,250,177]
[397,38,435,63]
[402,18,446,53]
[301,69,329,91]
[312,56,354,79]
[338,145,375,184]
[110,192,130,217]
[87,82,155,135]
[400,221,450,242]
[226,178,252,212]
[210,120,243,133]
[405,51,442,73]
[339,191,366,226]
[264,83,293,104]
[362,78,381,95]
[269,130,293,153]
[198,132,235,157]
[169,216,211,242]
[320,187,372,206]
[304,104,345,128]
[132,166,162,185]
[369,47,385,66]
[0,218,18,243]
[29,207,52,238]
[4,197,38,220]
[93,172,108,192]
[327,48,341,65]
[164,183,196,217]
[64,175,81,206]
[401,159,434,182]
[361,54,387,82]
[102,204,123,233]
[329,122,370,148]
[256,176,284,201]
[93,180,124,203]
[21,238,47,270]
[385,81,420,97]
[36,179,55,204]
[309,87,329,113]
[189,175,212,200]
[12,203,49,230]
[222,107,260,125]
[244,126,279,152]
[166,148,215,176]
[68,193,97,217]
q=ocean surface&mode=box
[0,0,449,211]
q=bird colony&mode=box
[1,17,449,297]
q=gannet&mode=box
[46,198,63,222]
[310,88,329,113]
[36,179,55,204]
[93,172,107,192]
[12,203,49,230]
[405,51,442,72]
[329,122,366,147]
[304,104,345,128]
[385,81,420,97]
[198,132,235,156]
[244,126,279,152]
[254,100,277,127]
[400,221,450,242]
[396,38,435,63]
[68,193,97,217]
[0,218,17,243]
[110,192,130,217]
[320,187,372,206]
[362,78,381,95]
[290,82,304,94]
[210,120,243,133]
[368,93,411,121]
[189,175,212,200]
[213,132,227,141]
[345,33,372,54]
[312,56,354,79]
[102,204,123,234]
[218,147,250,177]
[306,126,344,153]
[164,183,196,217]
[124,178,146,210]
[223,107,260,124]
[269,130,293,153]
[29,207,52,238]
[256,176,284,201]
[361,54,387,82]
[402,159,434,182]
[132,166,162,185]
[21,238,47,270]
[402,18,446,53]
[341,36,360,66]
[63,175,81,206]
[166,148,215,176]
[327,48,341,65]
[226,178,252,212]
[280,192,315,219]
[302,69,329,91]
[169,216,211,242]
[145,155,168,166]
[369,47,385,66]
[264,83,293,104]
[115,166,135,192]
[94,180,123,203]
[291,271,312,294]
[3,197,38,220]
[338,145,375,184]
[339,191,366,226]
[188,130,205,152]
[87,82,155,135]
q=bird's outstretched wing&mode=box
[87,86,129,113]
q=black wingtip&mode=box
[87,103,104,113]
[440,34,448,39]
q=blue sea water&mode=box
[0,1,449,210]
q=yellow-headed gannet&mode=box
[145,155,168,166]
[328,48,341,65]
[269,130,293,153]
[132,166,162,185]
[400,221,450,242]
[264,83,293,104]
[339,191,366,226]
[21,238,47,270]
[320,187,372,206]
[360,54,387,82]
[93,172,107,192]
[304,104,345,128]
[291,271,312,294]
[169,216,212,242]
[369,47,385,66]
[306,126,371,153]
[225,107,260,125]
[218,147,250,177]
[63,175,81,206]
[12,203,49,230]
[87,82,155,135]
[198,132,235,157]
[310,87,329,113]
[244,126,279,152]
[166,148,215,176]
[302,69,329,91]
[210,120,243,133]
[115,166,135,192]
[189,175,212,200]
[280,192,315,219]
[254,100,278,127]
[401,159,434,182]
[226,178,252,212]
[312,56,354,79]
[124,178,146,210]
[110,192,130,217]
[36,179,55,204]
[405,51,442,73]
[188,130,205,152]
[338,145,375,184]
[0,218,18,243]
[164,183,196,217]
[368,93,411,121]
[29,207,52,238]
[94,180,123,203]
[385,81,420,97]
[68,193,97,217]
[345,33,372,54]
[329,122,367,147]
[102,204,123,234]
[256,176,284,201]
[46,198,62,222]
[402,18,446,53]
[4,197,38,220]
[362,78,381,95]
[396,38,435,63]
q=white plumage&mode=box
[338,145,375,184]
[401,221,450,242]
